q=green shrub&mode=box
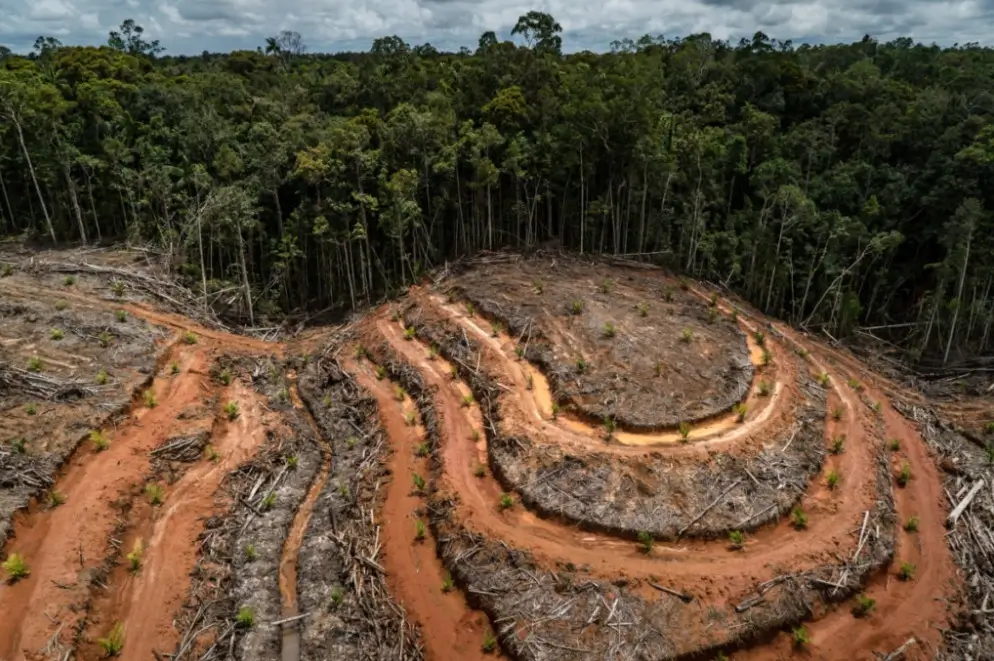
[678,421,691,442]
[903,516,920,533]
[482,630,497,653]
[143,389,157,408]
[376,365,386,380]
[24,403,36,416]
[48,490,65,507]
[792,625,809,647]
[97,622,125,657]
[576,358,588,373]
[111,281,125,297]
[826,469,840,489]
[636,302,648,317]
[896,462,912,487]
[898,562,915,581]
[170,361,180,375]
[852,594,876,618]
[218,368,232,385]
[54,299,68,311]
[95,369,109,385]
[831,435,846,454]
[499,493,514,509]
[412,473,426,491]
[10,438,27,454]
[244,544,257,561]
[761,348,773,365]
[728,530,744,550]
[831,406,844,421]
[205,445,219,462]
[404,411,417,426]
[331,586,344,606]
[416,442,429,457]
[603,322,616,338]
[287,455,299,469]
[415,520,426,541]
[394,385,406,401]
[403,326,416,340]
[235,606,255,628]
[754,330,765,346]
[474,464,486,478]
[636,530,654,554]
[145,483,164,505]
[791,506,808,530]
[600,279,613,294]
[461,393,474,407]
[465,302,475,315]
[680,328,693,343]
[50,328,64,341]
[98,331,112,348]
[570,300,583,315]
[441,574,455,592]
[63,275,76,287]
[888,439,901,451]
[758,379,772,397]
[91,430,109,451]
[223,400,240,421]
[127,540,143,572]
[261,492,276,510]
[818,372,830,387]
[2,552,30,580]
[115,309,127,322]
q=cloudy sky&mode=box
[1,0,990,55]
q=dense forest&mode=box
[1,14,993,364]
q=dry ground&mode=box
[0,249,989,661]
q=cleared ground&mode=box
[0,249,988,661]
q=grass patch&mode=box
[24,403,37,416]
[852,594,876,618]
[903,516,920,533]
[235,606,255,628]
[757,379,772,396]
[145,483,165,505]
[817,372,830,387]
[888,438,901,451]
[792,625,809,648]
[461,393,474,407]
[896,461,912,487]
[680,328,693,343]
[441,573,455,592]
[143,389,157,408]
[826,469,840,489]
[636,530,654,554]
[205,445,219,462]
[63,275,76,287]
[127,539,143,572]
[678,421,691,442]
[415,520,426,541]
[499,493,514,510]
[898,562,915,581]
[603,321,616,338]
[50,328,64,341]
[218,368,232,385]
[96,369,109,385]
[636,302,648,317]
[182,330,197,344]
[831,406,844,421]
[474,464,486,478]
[245,544,257,561]
[111,281,125,297]
[2,552,30,581]
[55,299,68,311]
[261,492,276,510]
[91,430,109,451]
[286,455,298,469]
[575,357,589,373]
[376,365,386,380]
[403,326,416,340]
[48,490,65,507]
[223,400,240,420]
[482,630,497,653]
[393,385,406,402]
[790,506,808,530]
[728,530,744,550]
[115,309,127,322]
[27,355,43,372]
[412,473,426,491]
[831,435,846,454]
[754,330,765,346]
[569,300,584,315]
[761,348,773,365]
[97,623,124,657]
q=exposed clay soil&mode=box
[0,249,984,661]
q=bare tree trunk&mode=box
[10,113,56,243]
[64,163,87,244]
[943,225,973,365]
[235,222,254,325]
[0,168,14,231]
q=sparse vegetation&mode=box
[2,552,30,581]
[461,393,474,407]
[831,435,846,454]
[636,302,648,317]
[145,483,164,505]
[394,385,406,401]
[223,400,240,420]
[576,357,589,373]
[499,493,514,509]
[50,328,64,341]
[287,455,299,469]
[532,279,544,294]
[761,348,773,365]
[403,326,416,340]
[603,321,616,338]
[331,586,345,606]
[376,365,386,380]
[97,623,125,657]
[570,300,584,315]
[115,309,127,322]
[48,490,65,507]
[852,594,876,618]
[143,389,157,408]
[898,562,916,581]
[904,516,920,532]
[205,445,219,462]
[600,279,613,294]
[218,368,232,385]
[127,539,143,572]
[95,369,109,385]
[412,473,426,491]
[831,406,844,421]
[754,330,765,346]
[85,428,110,453]
[680,328,693,343]
[791,506,808,530]
[441,573,455,592]
[482,631,498,653]
[261,491,277,510]
[896,462,912,487]
[888,438,901,451]
[24,403,36,416]
[235,606,255,628]
[54,299,68,311]
[791,625,809,647]
[474,464,486,478]
[10,438,27,454]
[818,372,830,387]
[428,345,439,360]
[415,520,426,541]
[847,377,862,390]
[728,530,744,550]
[757,379,772,396]
[182,330,197,344]
[111,281,125,297]
[0,263,11,277]
[63,275,76,287]
[244,544,257,561]
[603,415,616,435]
[551,402,560,419]
[405,411,417,426]
[98,331,112,347]
[465,301,475,315]
[637,530,654,554]
[678,421,691,442]
[826,469,840,489]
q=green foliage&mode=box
[415,519,426,541]
[826,469,840,489]
[888,439,901,451]
[790,506,808,530]
[182,331,197,344]
[636,530,654,554]
[405,411,417,426]
[24,403,36,416]
[48,489,65,507]
[985,421,994,435]
[28,357,44,375]
[603,415,616,435]
[753,330,765,346]
[55,299,68,311]
[680,328,693,343]
[97,622,125,657]
[223,400,240,420]
[898,562,916,581]
[761,348,773,365]
[474,464,487,478]
[287,455,299,469]
[394,385,406,401]
[235,606,255,628]
[127,539,143,572]
[205,445,219,462]
[376,365,386,380]
[499,493,514,509]
[551,402,560,419]
[416,442,430,457]
[331,586,345,606]
[145,483,164,505]
[831,406,844,421]
[482,630,497,653]
[111,281,125,297]
[412,473,426,491]
[63,275,76,287]
[2,552,30,580]
[603,321,616,338]
[218,368,232,385]
[568,300,584,316]
[115,309,127,322]
[852,594,876,618]
[261,491,277,510]
[99,331,112,348]
[50,328,64,341]
[0,263,12,277]
[465,302,475,316]
[791,625,809,647]
[10,438,28,454]
[678,421,691,441]
[96,369,109,385]
[91,430,109,451]
[245,544,257,561]
[143,389,157,408]
[728,530,744,550]
[757,380,772,397]
[904,516,920,532]
[403,326,416,340]
[461,393,474,407]
[831,435,846,454]
[575,357,589,373]
[897,462,912,487]
[636,302,648,317]
[441,574,455,592]
[818,372,831,387]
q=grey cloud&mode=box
[1,0,993,55]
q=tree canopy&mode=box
[1,16,993,364]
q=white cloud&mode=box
[2,0,994,54]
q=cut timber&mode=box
[946,479,985,528]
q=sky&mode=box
[1,0,991,55]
